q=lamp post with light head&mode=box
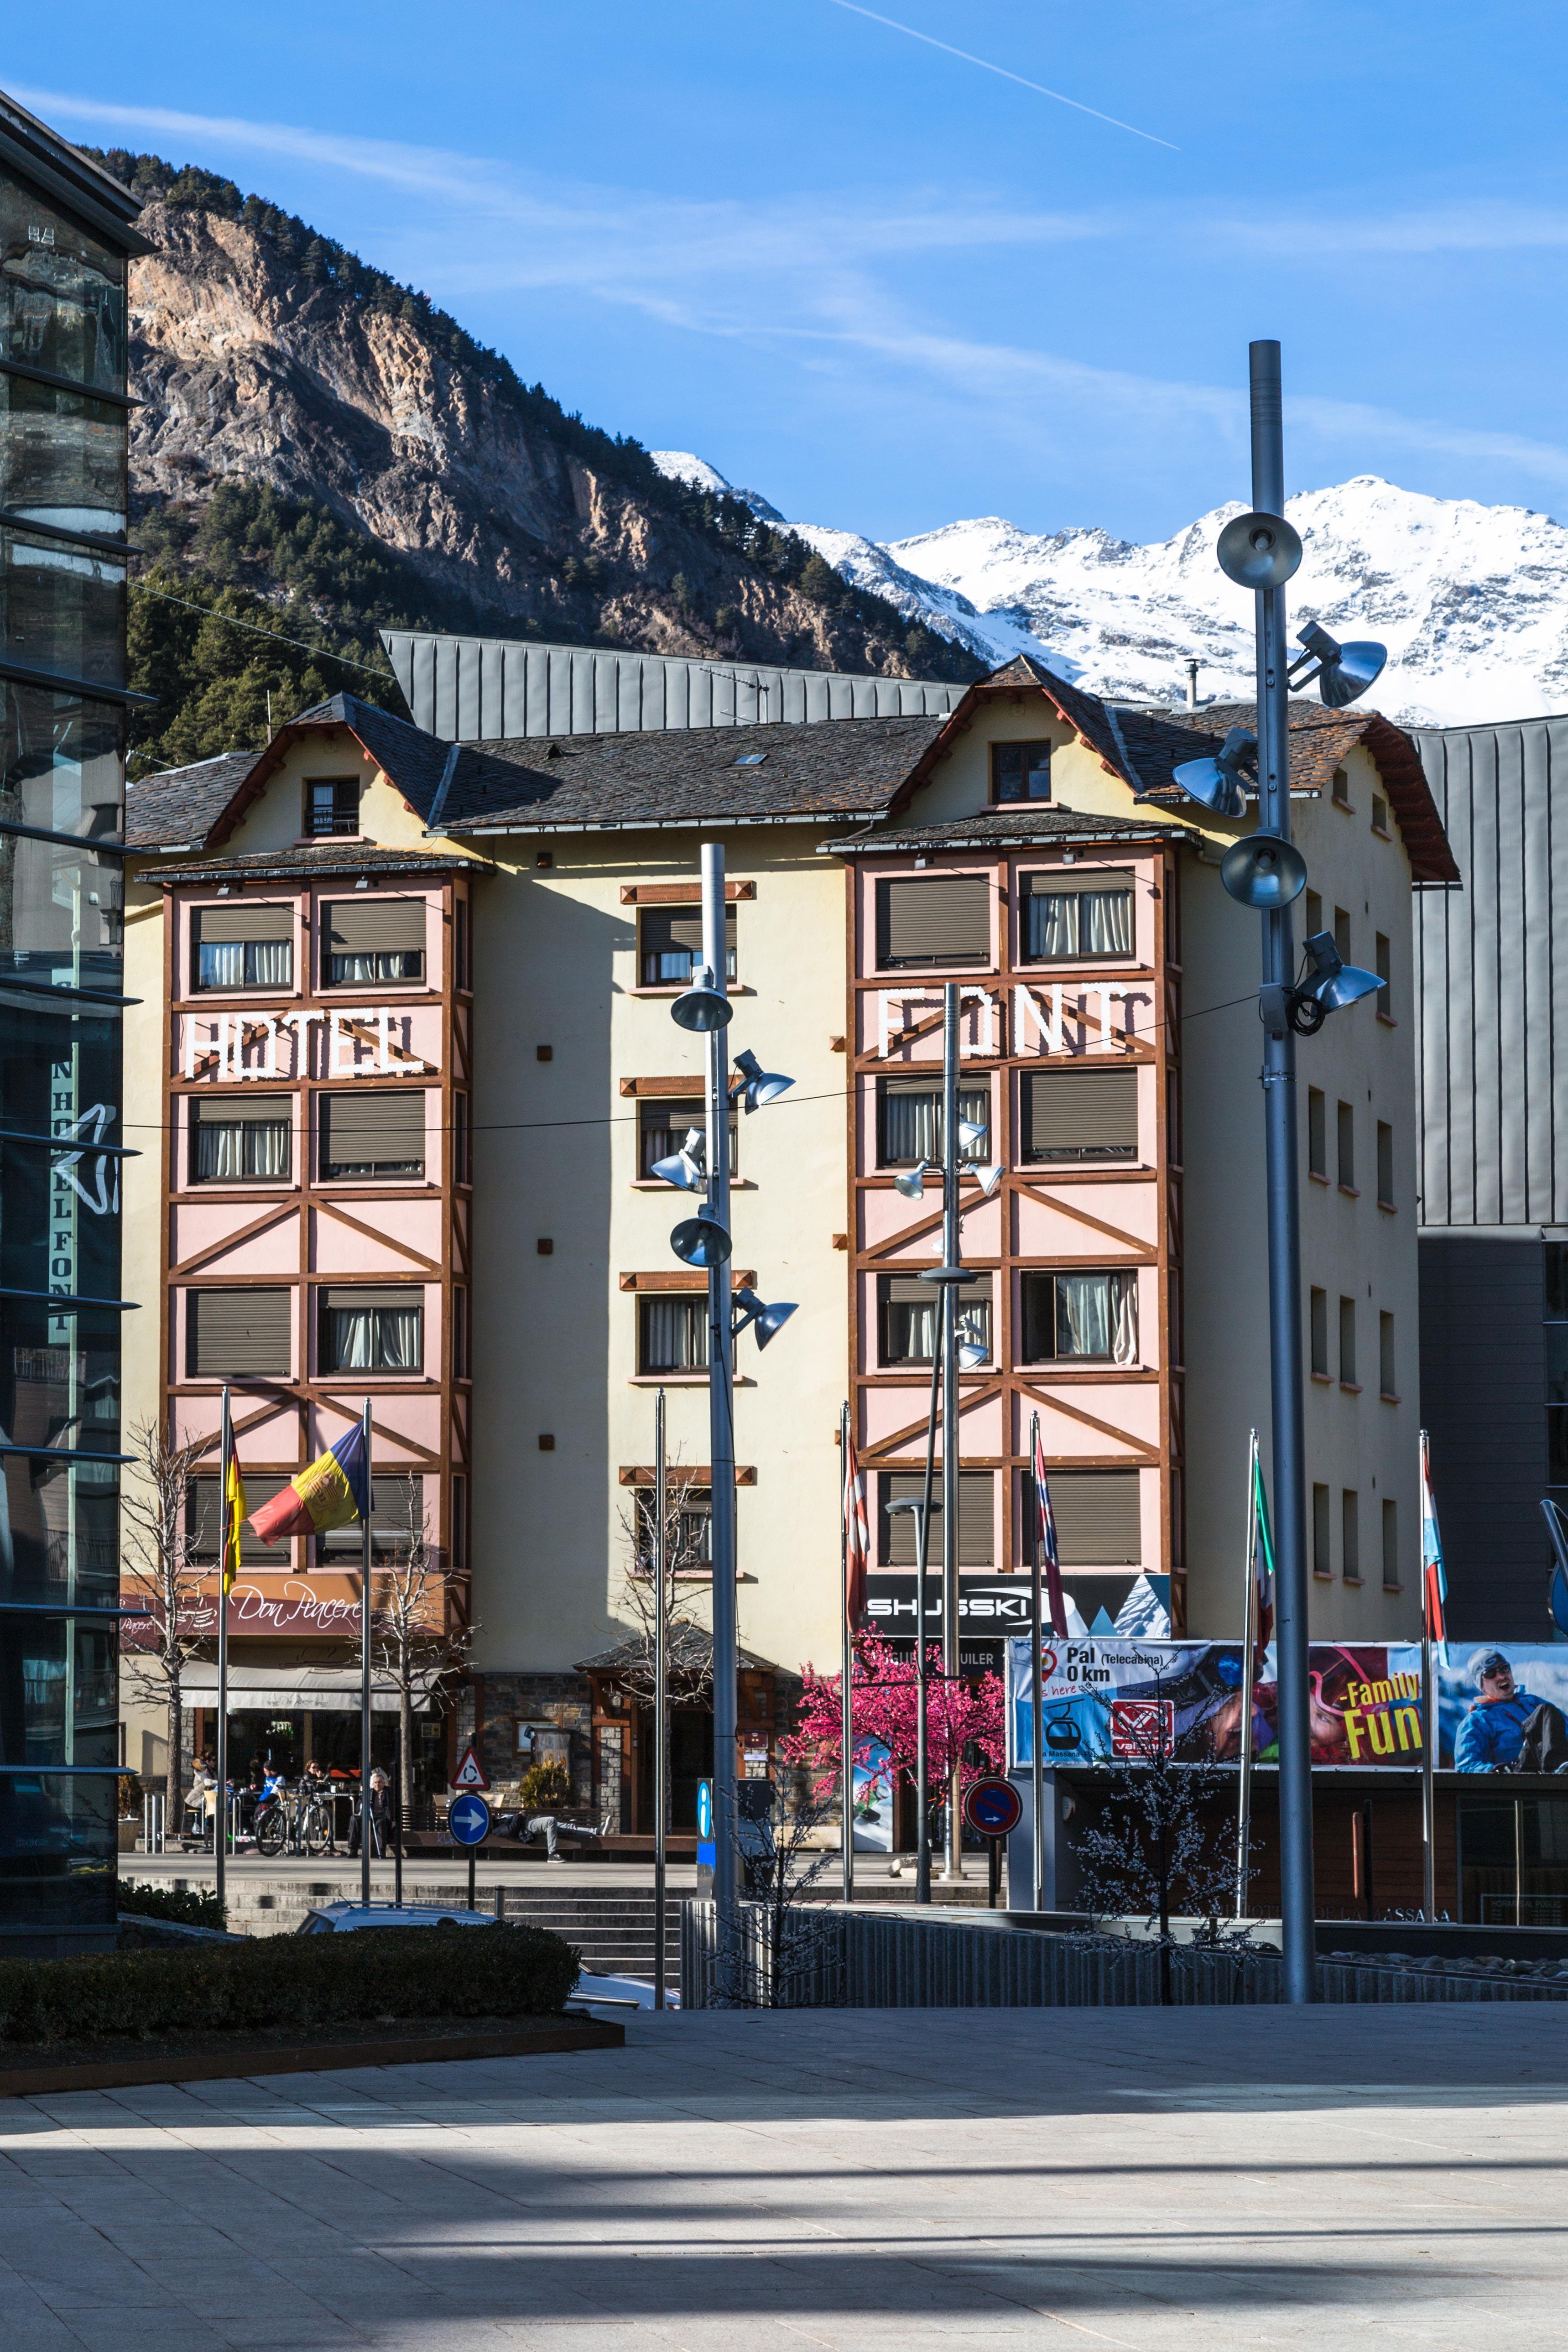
[1172,340,1389,2006]
[664,844,796,1960]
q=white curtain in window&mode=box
[643,1297,708,1371]
[245,1120,289,1178]
[885,1298,937,1361]
[247,941,291,985]
[329,1306,421,1370]
[1054,1272,1138,1361]
[881,1085,990,1164]
[195,1121,242,1179]
[1028,890,1132,959]
[198,942,243,988]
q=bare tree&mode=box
[370,1478,474,1823]
[615,1462,715,1832]
[119,1419,212,1836]
[710,1775,845,2009]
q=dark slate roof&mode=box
[1154,700,1460,883]
[151,844,485,887]
[827,807,1180,855]
[448,714,950,832]
[574,1628,785,1678]
[125,751,261,850]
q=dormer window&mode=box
[306,777,359,837]
[992,741,1051,802]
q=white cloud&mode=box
[25,83,1568,496]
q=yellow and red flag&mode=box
[222,1447,247,1597]
[248,1422,370,1546]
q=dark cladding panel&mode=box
[1418,1234,1547,1639]
[1413,716,1568,1228]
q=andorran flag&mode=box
[248,1422,371,1546]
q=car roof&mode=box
[304,1902,497,1926]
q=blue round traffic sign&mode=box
[962,1777,1023,1838]
[695,1780,713,1842]
[448,1793,491,1846]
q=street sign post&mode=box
[961,1777,1023,1909]
[695,1777,714,1899]
[448,1790,490,1909]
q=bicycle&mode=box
[254,1779,337,1858]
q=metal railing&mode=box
[681,1903,1568,2009]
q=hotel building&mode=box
[121,647,1455,1828]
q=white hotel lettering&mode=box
[184,1009,434,1081]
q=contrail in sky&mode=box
[823,1,1179,151]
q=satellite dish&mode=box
[1220,831,1308,910]
[1216,510,1303,592]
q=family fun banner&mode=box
[1006,1638,1568,1773]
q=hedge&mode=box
[0,1924,578,2047]
[120,1881,227,1930]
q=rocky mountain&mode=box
[655,455,1568,729]
[94,151,979,772]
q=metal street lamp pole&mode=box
[701,842,740,1949]
[938,982,968,1883]
[654,1385,669,2007]
[360,1393,374,1909]
[1249,339,1316,2002]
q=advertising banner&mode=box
[1007,1637,1568,1771]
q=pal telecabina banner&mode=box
[1006,1638,1568,1773]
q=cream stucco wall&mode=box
[464,828,851,1683]
[1181,741,1422,1639]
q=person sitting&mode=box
[1454,1650,1568,1772]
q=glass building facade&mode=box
[0,95,145,1949]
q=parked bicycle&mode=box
[254,1775,338,1858]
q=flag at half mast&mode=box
[248,1422,370,1546]
[843,1426,870,1631]
[222,1446,247,1598]
[1420,1428,1448,1659]
[1032,1419,1069,1640]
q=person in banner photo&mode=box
[1453,1650,1568,1773]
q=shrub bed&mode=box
[120,1881,228,1930]
[0,1925,577,2048]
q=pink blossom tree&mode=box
[781,1634,1005,1805]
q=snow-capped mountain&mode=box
[651,454,1568,728]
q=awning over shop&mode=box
[180,1664,445,1715]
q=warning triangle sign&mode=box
[451,1745,490,1792]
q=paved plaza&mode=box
[2,2004,1566,2350]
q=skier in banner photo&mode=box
[1453,1651,1568,1773]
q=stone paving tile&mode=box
[2,2010,1567,2350]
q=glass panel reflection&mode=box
[0,680,124,840]
[0,529,124,688]
[0,838,123,987]
[0,1771,115,1931]
[0,185,127,392]
[0,375,125,537]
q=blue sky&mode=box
[13,1,1568,546]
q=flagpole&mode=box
[216,1384,231,1917]
[1235,1429,1259,1919]
[1028,1412,1045,1914]
[360,1395,373,1909]
[840,1399,855,1904]
[1420,1427,1438,1923]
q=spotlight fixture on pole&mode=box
[1287,620,1387,708]
[1172,725,1258,819]
[651,1128,707,1189]
[666,844,797,1971]
[894,1161,931,1202]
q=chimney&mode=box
[1185,658,1200,712]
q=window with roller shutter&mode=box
[320,898,426,987]
[318,1090,426,1180]
[875,875,991,969]
[638,905,737,986]
[186,1288,292,1379]
[191,903,293,992]
[879,1272,991,1366]
[878,1471,993,1565]
[1021,1068,1139,1163]
[1047,1471,1141,1565]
